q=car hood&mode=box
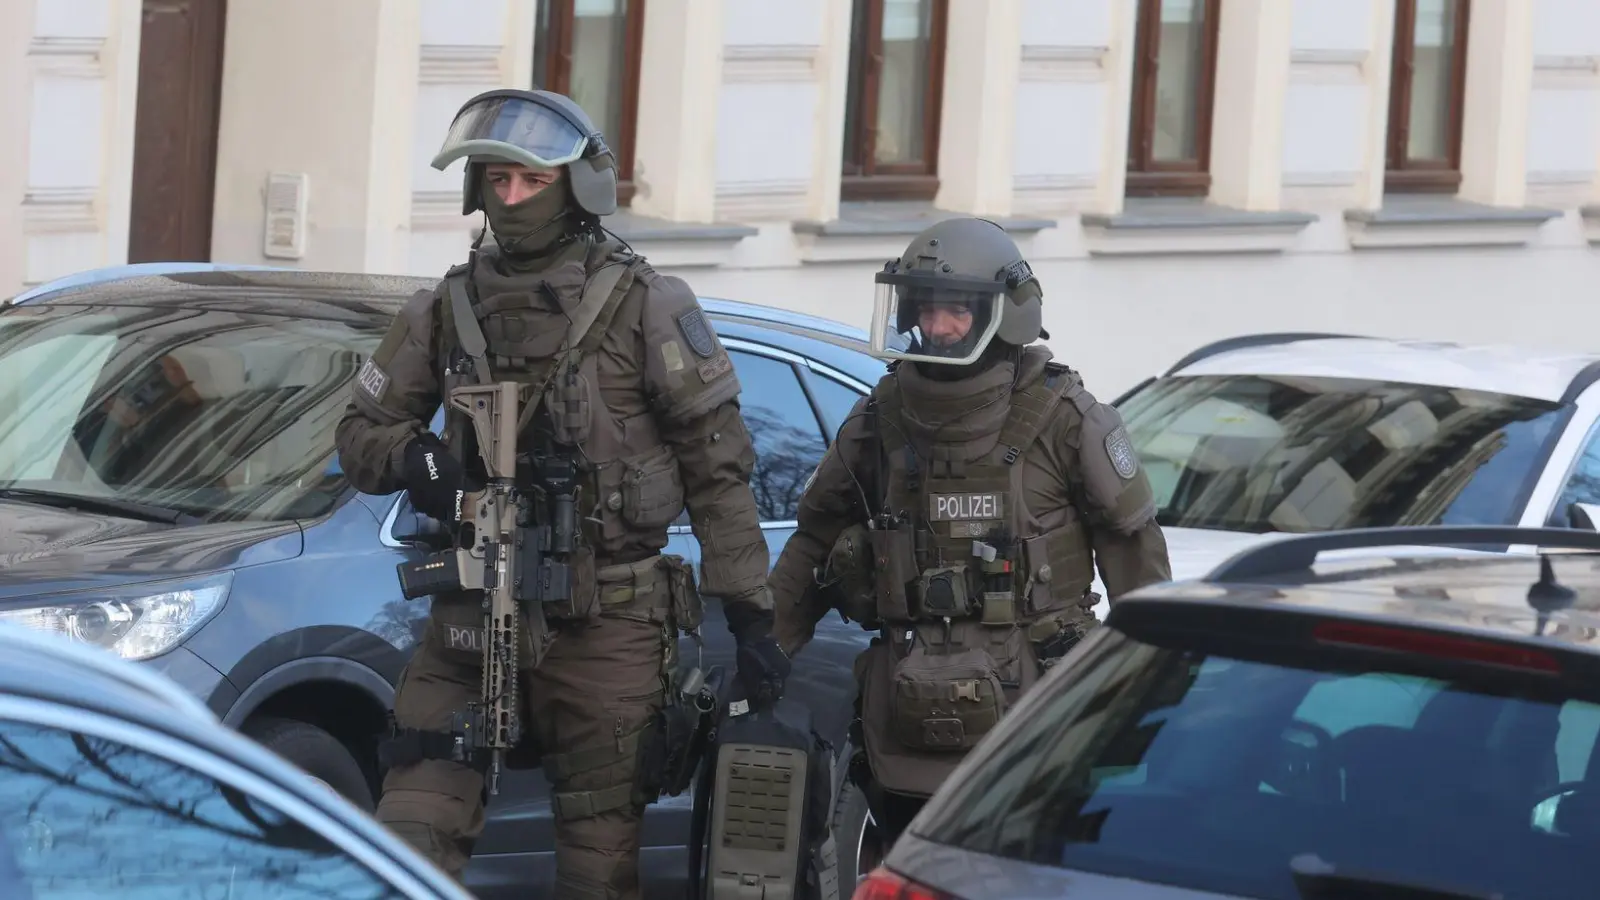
[0,499,303,599]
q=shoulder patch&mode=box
[676,308,717,358]
[357,358,389,401]
[1105,425,1138,480]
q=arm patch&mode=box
[677,308,717,358]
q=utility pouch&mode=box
[825,523,880,626]
[544,544,600,621]
[662,553,705,632]
[916,565,971,620]
[621,444,685,530]
[887,631,1006,752]
[869,522,916,622]
[546,365,593,446]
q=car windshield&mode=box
[919,622,1600,900]
[0,303,380,522]
[1118,374,1567,533]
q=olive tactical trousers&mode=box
[376,610,668,898]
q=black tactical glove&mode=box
[726,592,791,709]
[401,433,481,523]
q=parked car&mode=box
[0,266,888,897]
[866,524,1600,900]
[0,619,474,899]
[1100,333,1600,600]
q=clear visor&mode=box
[430,95,590,172]
[869,276,1004,367]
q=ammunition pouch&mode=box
[1020,520,1093,617]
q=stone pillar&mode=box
[933,0,1023,216]
[1208,0,1293,210]
[1458,0,1535,207]
[629,0,723,222]
[0,0,35,295]
[209,0,421,273]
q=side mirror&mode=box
[388,493,452,550]
[1567,502,1600,532]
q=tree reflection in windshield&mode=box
[0,719,405,898]
[742,405,824,522]
[0,305,381,523]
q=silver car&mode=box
[862,525,1600,900]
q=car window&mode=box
[0,305,382,522]
[1547,421,1600,526]
[0,717,408,898]
[1119,374,1565,533]
[728,350,828,521]
[918,624,1597,900]
[802,369,866,441]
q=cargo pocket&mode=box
[887,634,1006,752]
[661,554,704,632]
[621,445,685,530]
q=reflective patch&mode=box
[443,624,484,654]
[928,492,1004,521]
[357,358,389,400]
[662,340,685,373]
[697,351,732,383]
[1105,425,1138,480]
[676,308,717,358]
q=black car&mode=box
[0,266,888,896]
[0,620,475,899]
[873,526,1600,900]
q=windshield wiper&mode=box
[1291,854,1504,900]
[0,488,201,525]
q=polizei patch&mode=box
[676,308,717,358]
[929,492,1005,522]
[444,624,485,653]
[1105,425,1139,480]
[357,358,389,400]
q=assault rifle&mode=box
[394,380,565,795]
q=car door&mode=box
[0,695,462,899]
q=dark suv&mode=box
[0,266,887,897]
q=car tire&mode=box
[833,780,885,887]
[243,716,375,812]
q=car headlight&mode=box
[0,572,232,660]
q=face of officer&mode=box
[483,162,560,205]
[919,300,975,350]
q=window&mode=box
[841,0,948,201]
[1126,0,1221,198]
[0,304,378,522]
[799,370,868,443]
[1117,374,1565,533]
[727,351,829,522]
[0,717,408,898]
[918,625,1600,899]
[1546,423,1600,527]
[1385,0,1472,193]
[533,0,646,205]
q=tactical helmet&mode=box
[868,217,1044,367]
[430,88,618,218]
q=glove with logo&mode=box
[401,433,481,523]
[726,594,791,709]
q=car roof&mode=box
[0,625,472,898]
[1164,333,1600,405]
[6,267,883,376]
[1120,526,1600,655]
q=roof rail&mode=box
[1162,332,1364,377]
[0,623,218,723]
[1202,526,1600,583]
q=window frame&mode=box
[1384,0,1473,194]
[0,693,453,898]
[534,0,648,206]
[1124,0,1223,199]
[840,0,950,203]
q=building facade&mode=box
[6,0,1600,396]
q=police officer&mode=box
[767,216,1171,849]
[335,88,790,898]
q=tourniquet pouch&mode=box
[661,553,704,631]
[888,621,1008,752]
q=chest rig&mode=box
[436,247,639,534]
[862,361,1097,629]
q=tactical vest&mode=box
[854,362,1099,631]
[434,246,697,625]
